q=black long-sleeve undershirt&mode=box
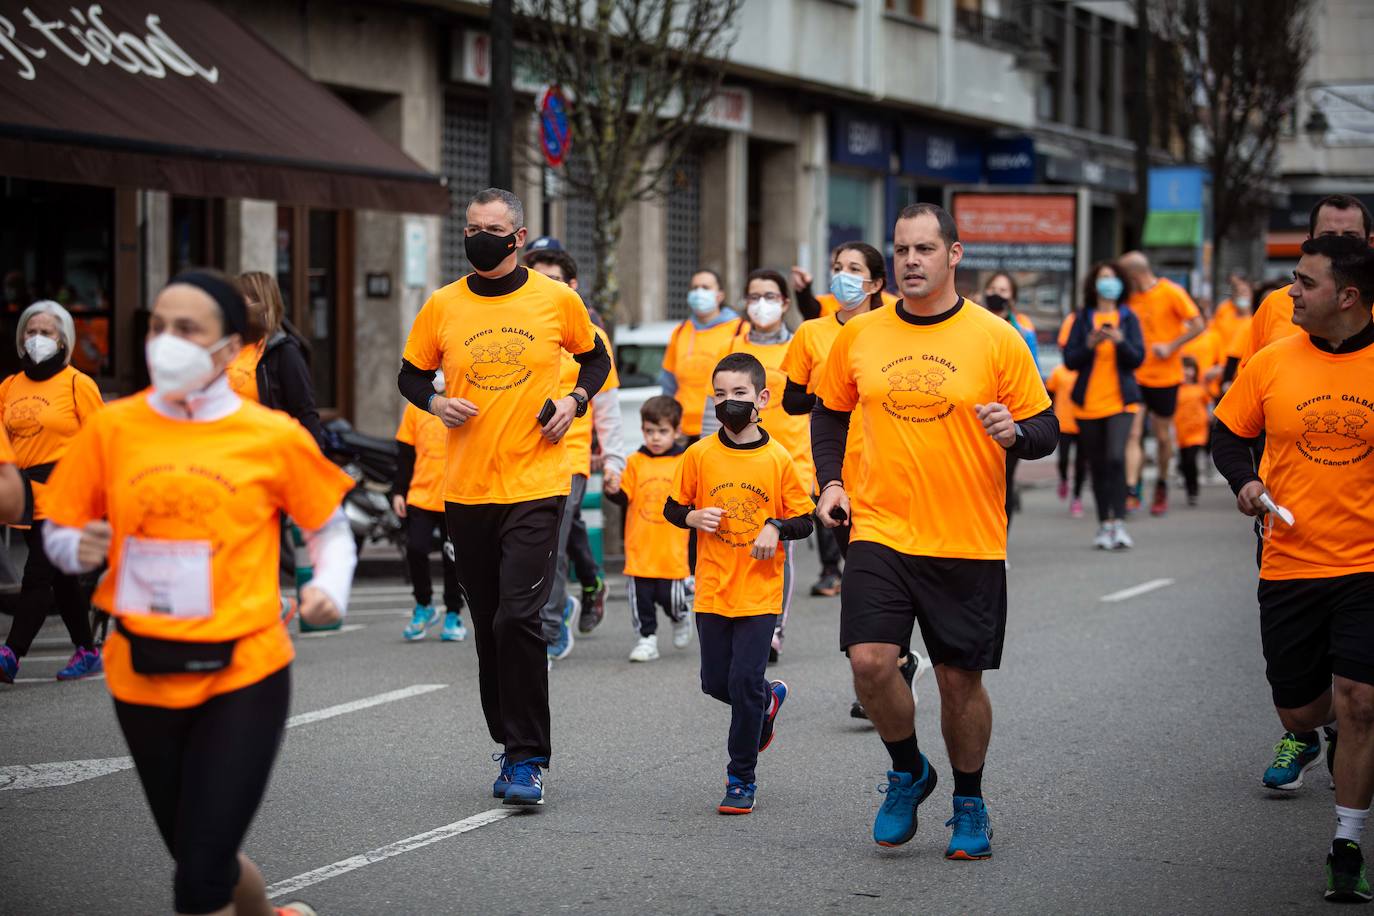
[392,442,416,499]
[663,496,812,540]
[1211,418,1261,495]
[795,283,821,321]
[398,359,438,412]
[810,398,851,488]
[782,379,816,415]
[1009,407,1060,460]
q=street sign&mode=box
[539,85,571,168]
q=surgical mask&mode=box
[983,293,1010,315]
[830,272,869,309]
[464,230,518,272]
[146,333,229,396]
[1235,296,1251,310]
[746,297,783,328]
[714,399,756,434]
[687,288,718,315]
[23,335,59,364]
[1095,276,1124,301]
[433,369,446,395]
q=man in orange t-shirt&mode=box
[1119,251,1204,516]
[1212,236,1374,900]
[397,188,611,806]
[813,204,1057,858]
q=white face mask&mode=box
[23,335,59,364]
[433,369,446,395]
[146,333,229,397]
[746,298,784,328]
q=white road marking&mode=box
[18,654,76,662]
[266,808,518,899]
[1100,578,1176,603]
[297,624,367,639]
[13,674,105,684]
[0,684,447,791]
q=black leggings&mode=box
[405,505,462,611]
[1057,433,1087,498]
[1078,412,1134,523]
[4,521,93,656]
[1179,445,1203,497]
[114,665,290,914]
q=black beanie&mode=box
[169,270,249,338]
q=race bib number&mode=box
[115,537,214,620]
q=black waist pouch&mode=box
[117,621,236,674]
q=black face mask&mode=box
[715,399,756,435]
[464,231,518,272]
[983,293,1009,315]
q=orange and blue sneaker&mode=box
[759,680,788,752]
[873,755,938,847]
[718,775,755,815]
[503,757,547,806]
[945,795,993,860]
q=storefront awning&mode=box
[1142,211,1202,248]
[0,2,448,214]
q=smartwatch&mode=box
[569,390,589,417]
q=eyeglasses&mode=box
[745,293,784,305]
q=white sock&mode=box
[1335,805,1369,844]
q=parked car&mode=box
[613,320,677,454]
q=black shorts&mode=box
[839,541,1007,670]
[1259,573,1374,709]
[1139,384,1179,418]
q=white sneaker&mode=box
[1111,522,1134,550]
[672,613,693,649]
[1093,525,1114,550]
[629,634,660,662]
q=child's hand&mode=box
[603,470,622,496]
[688,507,723,533]
[750,523,780,560]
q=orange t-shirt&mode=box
[670,431,813,617]
[1131,278,1201,387]
[1238,284,1301,371]
[1214,333,1374,581]
[0,365,104,519]
[662,317,744,436]
[1174,382,1211,448]
[395,404,448,513]
[1226,314,1255,361]
[816,290,900,318]
[402,270,597,505]
[225,345,263,403]
[619,448,690,580]
[1211,299,1244,350]
[1076,310,1140,421]
[729,331,814,492]
[782,314,867,490]
[1057,312,1076,348]
[0,425,14,463]
[814,300,1050,560]
[559,325,619,477]
[1045,364,1079,435]
[1180,327,1224,400]
[43,395,355,708]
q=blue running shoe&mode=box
[945,795,993,860]
[873,756,938,847]
[718,775,755,815]
[441,612,468,642]
[56,647,102,681]
[1262,731,1322,790]
[491,753,514,799]
[503,757,547,806]
[547,596,579,661]
[0,645,17,684]
[403,604,441,641]
[759,680,788,752]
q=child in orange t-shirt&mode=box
[1045,363,1086,517]
[667,353,814,815]
[1175,357,1211,507]
[603,395,692,662]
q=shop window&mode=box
[828,173,876,256]
[441,95,490,282]
[275,206,353,416]
[0,179,114,379]
[665,150,702,322]
[170,197,225,275]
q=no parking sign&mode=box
[539,85,571,168]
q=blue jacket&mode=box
[1061,306,1145,409]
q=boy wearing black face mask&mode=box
[664,353,815,814]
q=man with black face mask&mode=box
[397,188,612,807]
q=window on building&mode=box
[884,0,929,22]
[170,197,225,276]
[827,172,878,256]
[441,94,490,282]
[275,205,352,415]
[666,150,702,322]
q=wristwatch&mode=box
[766,518,785,534]
[568,390,589,417]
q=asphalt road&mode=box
[0,465,1346,914]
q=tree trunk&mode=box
[590,214,623,331]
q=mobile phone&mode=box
[537,398,556,427]
[829,506,848,522]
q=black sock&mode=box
[953,765,984,798]
[883,734,921,775]
[1294,729,1320,746]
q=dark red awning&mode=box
[0,1,449,214]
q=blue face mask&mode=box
[687,288,718,315]
[1095,276,1124,301]
[829,272,869,309]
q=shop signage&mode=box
[831,112,891,171]
[1148,166,1206,212]
[1043,153,1135,193]
[0,4,219,83]
[900,127,983,183]
[984,136,1037,185]
[952,192,1077,274]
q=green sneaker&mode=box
[1261,731,1321,791]
[1326,840,1372,903]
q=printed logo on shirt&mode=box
[463,327,535,391]
[882,354,958,423]
[1294,396,1373,466]
[5,395,48,439]
[226,363,254,392]
[129,467,235,551]
[709,481,766,548]
[635,476,674,524]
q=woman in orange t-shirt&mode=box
[0,300,105,683]
[40,271,354,916]
[1062,262,1146,550]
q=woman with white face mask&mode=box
[0,300,106,684]
[660,268,743,440]
[39,270,356,916]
